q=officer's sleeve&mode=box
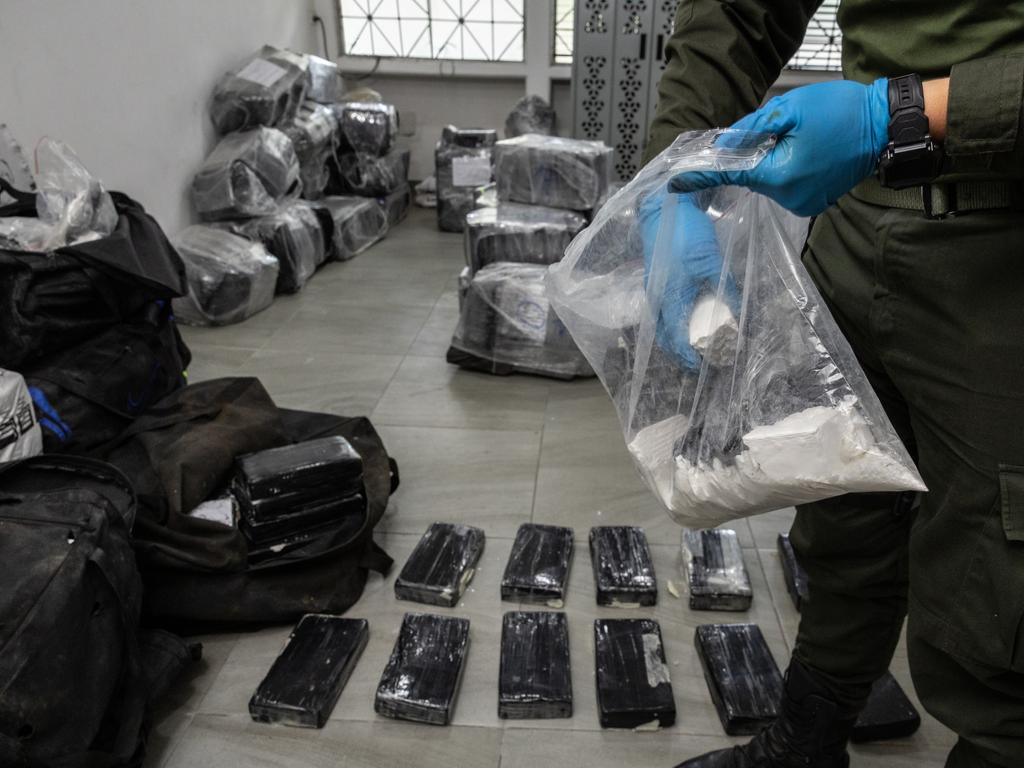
[946,55,1024,178]
[643,0,822,164]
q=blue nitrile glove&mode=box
[639,188,737,370]
[670,79,890,217]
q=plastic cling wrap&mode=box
[594,618,675,729]
[435,126,497,232]
[235,436,363,503]
[777,533,810,611]
[447,263,593,381]
[501,523,574,606]
[210,49,306,134]
[315,196,388,260]
[249,615,368,728]
[464,204,586,274]
[0,369,42,462]
[192,128,299,221]
[375,613,470,726]
[694,623,783,735]
[499,611,572,719]
[330,148,409,197]
[377,183,412,228]
[282,101,339,200]
[171,225,279,326]
[681,528,752,611]
[546,130,926,528]
[494,134,612,212]
[334,102,398,156]
[853,671,921,743]
[504,94,556,138]
[589,526,657,607]
[305,55,340,104]
[33,138,117,247]
[394,522,486,607]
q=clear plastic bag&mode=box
[494,134,612,212]
[377,183,412,228]
[547,130,925,528]
[210,48,306,134]
[435,126,497,232]
[33,138,117,246]
[282,101,339,201]
[464,203,586,274]
[330,148,409,197]
[315,196,387,261]
[306,55,340,104]
[333,102,398,156]
[504,94,556,138]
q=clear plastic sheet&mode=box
[0,217,57,252]
[694,623,783,735]
[457,266,472,309]
[447,262,593,380]
[504,95,556,138]
[377,183,411,228]
[282,101,339,201]
[494,134,612,212]
[305,55,340,104]
[594,618,676,729]
[192,128,300,221]
[249,615,368,728]
[499,611,572,719]
[333,102,398,156]
[375,612,470,726]
[589,526,657,607]
[0,368,42,462]
[464,203,586,274]
[776,532,809,611]
[681,528,752,611]
[330,148,409,197]
[170,225,279,326]
[210,49,306,134]
[435,126,498,232]
[473,182,498,209]
[501,523,574,606]
[315,195,387,260]
[33,138,117,247]
[394,522,486,607]
[0,124,35,198]
[547,130,926,528]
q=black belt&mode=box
[850,177,1024,218]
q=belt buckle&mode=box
[922,183,958,219]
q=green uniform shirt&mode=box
[644,0,1024,182]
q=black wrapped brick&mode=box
[594,618,676,729]
[501,523,574,605]
[682,529,753,612]
[589,526,657,607]
[852,672,922,743]
[499,611,572,719]
[241,492,366,546]
[394,522,486,607]
[777,533,810,612]
[234,436,363,508]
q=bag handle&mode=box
[0,176,35,207]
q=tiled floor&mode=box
[146,207,955,768]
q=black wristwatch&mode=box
[877,74,945,189]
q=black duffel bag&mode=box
[94,377,397,630]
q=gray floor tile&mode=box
[184,343,257,382]
[263,301,433,356]
[178,294,303,351]
[407,290,461,357]
[301,261,452,308]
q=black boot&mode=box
[675,660,855,768]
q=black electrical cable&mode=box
[312,14,330,59]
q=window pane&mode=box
[553,0,574,65]
[787,0,842,71]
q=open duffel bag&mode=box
[93,377,398,630]
[546,130,925,529]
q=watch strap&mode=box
[887,74,930,144]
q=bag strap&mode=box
[0,176,35,208]
[360,540,393,575]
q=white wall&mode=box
[0,0,319,235]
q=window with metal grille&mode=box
[339,0,525,62]
[553,0,574,65]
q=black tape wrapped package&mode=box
[681,528,753,611]
[494,134,612,212]
[192,127,300,221]
[447,263,593,380]
[504,94,556,138]
[777,533,810,611]
[209,49,307,134]
[375,613,470,725]
[589,526,657,607]
[171,225,279,326]
[695,623,783,735]
[377,183,412,228]
[282,101,339,201]
[435,126,498,232]
[215,200,326,294]
[249,615,368,728]
[464,204,586,274]
[394,522,485,607]
[501,523,573,606]
[314,196,388,260]
[334,102,399,156]
[853,672,922,743]
[594,618,676,729]
[330,148,410,197]
[499,611,572,719]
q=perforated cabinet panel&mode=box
[611,0,655,180]
[648,0,680,120]
[572,1,613,144]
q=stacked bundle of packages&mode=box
[328,102,411,230]
[434,126,497,232]
[233,436,366,561]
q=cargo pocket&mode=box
[998,465,1024,542]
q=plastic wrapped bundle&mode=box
[447,263,592,380]
[334,102,398,156]
[499,612,572,719]
[777,533,810,611]
[464,203,586,274]
[853,672,922,743]
[249,616,368,728]
[31,138,117,249]
[589,526,657,607]
[377,183,411,228]
[504,94,556,138]
[394,522,485,607]
[0,368,42,462]
[210,49,307,134]
[546,130,926,529]
[315,196,388,260]
[330,148,410,196]
[473,182,498,209]
[495,134,612,212]
[235,436,364,510]
[435,126,498,232]
[0,218,56,252]
[192,128,299,221]
[282,101,339,200]
[594,618,676,729]
[171,225,279,326]
[457,266,472,309]
[375,613,470,725]
[501,523,574,606]
[306,55,340,104]
[681,528,752,611]
[216,201,326,294]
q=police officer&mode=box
[640,2,1024,767]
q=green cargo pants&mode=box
[790,191,1024,767]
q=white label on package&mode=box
[452,156,492,187]
[236,58,288,88]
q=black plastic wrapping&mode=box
[852,672,922,743]
[242,492,366,547]
[681,529,753,611]
[314,196,388,260]
[394,522,486,607]
[334,102,399,156]
[375,613,470,726]
[282,101,339,201]
[694,623,783,735]
[777,533,810,612]
[504,94,556,138]
[236,436,364,501]
[191,127,300,221]
[589,526,657,607]
[594,618,676,729]
[377,183,412,228]
[494,134,612,212]
[435,126,498,232]
[501,523,574,605]
[464,203,586,274]
[499,611,572,719]
[330,148,410,197]
[249,615,368,728]
[210,50,306,134]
